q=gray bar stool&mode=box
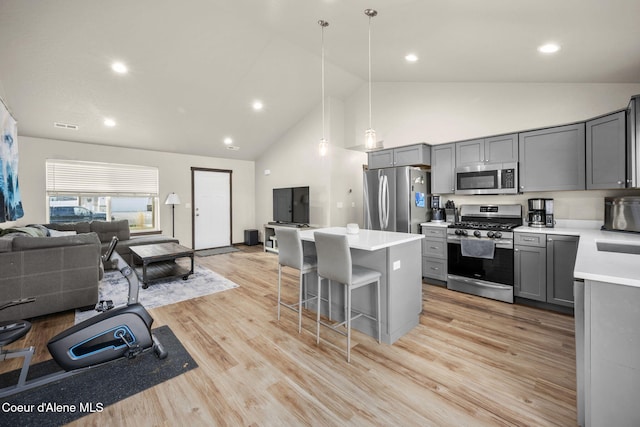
[313,231,381,362]
[275,227,318,333]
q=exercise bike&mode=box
[0,237,167,398]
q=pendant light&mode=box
[364,9,378,150]
[318,20,329,156]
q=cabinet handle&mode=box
[522,237,535,241]
[429,246,439,250]
[548,238,553,242]
[618,181,623,185]
[520,185,525,189]
[515,248,519,252]
[430,267,439,271]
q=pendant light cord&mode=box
[321,22,326,140]
[368,14,372,130]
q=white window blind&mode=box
[46,160,159,196]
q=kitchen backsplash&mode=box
[439,188,640,221]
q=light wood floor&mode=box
[1,245,577,426]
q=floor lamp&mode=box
[164,192,181,237]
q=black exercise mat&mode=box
[0,325,197,426]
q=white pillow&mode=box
[48,229,77,237]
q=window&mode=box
[46,160,159,232]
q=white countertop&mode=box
[515,220,640,288]
[299,227,424,251]
[420,222,451,228]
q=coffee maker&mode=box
[527,198,554,228]
[431,195,445,222]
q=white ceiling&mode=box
[1,0,639,161]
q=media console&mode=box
[263,223,312,254]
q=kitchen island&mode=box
[298,227,424,345]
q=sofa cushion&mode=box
[0,237,13,253]
[11,232,101,251]
[45,221,91,234]
[90,220,130,243]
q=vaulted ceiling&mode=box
[1,0,638,160]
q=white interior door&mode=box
[193,169,231,250]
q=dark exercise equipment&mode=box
[0,237,167,398]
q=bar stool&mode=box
[313,231,381,362]
[275,227,318,333]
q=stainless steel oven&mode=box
[455,162,518,195]
[446,204,522,303]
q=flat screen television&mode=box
[273,186,309,225]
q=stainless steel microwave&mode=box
[455,162,518,195]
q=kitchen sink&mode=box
[596,241,640,255]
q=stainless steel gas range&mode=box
[446,204,523,303]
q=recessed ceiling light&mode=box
[111,62,128,74]
[104,118,116,127]
[405,53,418,62]
[252,100,264,111]
[537,43,561,54]
[223,137,233,145]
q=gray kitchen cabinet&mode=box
[518,123,586,192]
[546,234,579,307]
[368,148,394,169]
[432,143,456,194]
[455,133,518,167]
[367,143,430,169]
[421,225,447,282]
[455,138,485,166]
[514,233,547,302]
[586,110,626,189]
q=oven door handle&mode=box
[448,275,513,291]
[447,238,512,250]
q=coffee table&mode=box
[129,242,195,288]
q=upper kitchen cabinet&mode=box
[586,110,626,189]
[432,143,456,194]
[455,134,518,167]
[367,143,431,169]
[518,123,586,192]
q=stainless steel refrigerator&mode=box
[363,167,430,233]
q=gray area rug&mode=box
[0,325,197,426]
[195,246,239,257]
[75,264,238,324]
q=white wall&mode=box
[345,83,640,149]
[254,97,367,239]
[344,82,640,220]
[257,82,640,227]
[11,136,255,247]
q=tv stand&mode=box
[263,223,313,253]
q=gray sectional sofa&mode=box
[0,220,178,322]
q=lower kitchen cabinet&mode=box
[514,231,579,307]
[421,224,447,282]
[546,235,579,307]
[514,240,547,302]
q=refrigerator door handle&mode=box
[378,175,384,229]
[383,175,390,229]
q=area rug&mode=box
[195,246,239,257]
[0,325,197,426]
[75,264,238,324]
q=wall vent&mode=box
[54,122,79,130]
